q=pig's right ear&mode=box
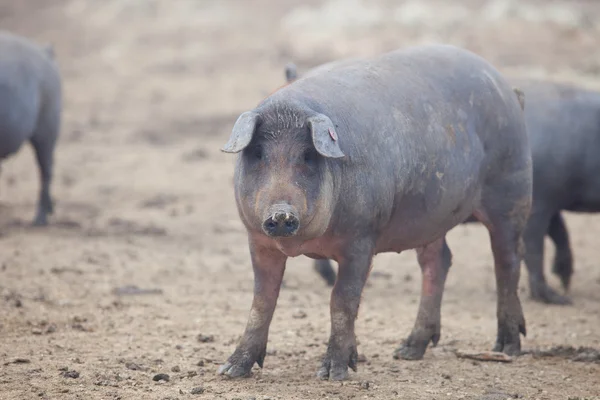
[221,111,260,153]
[307,114,345,158]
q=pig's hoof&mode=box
[393,326,440,361]
[551,257,573,291]
[217,346,266,378]
[530,284,572,305]
[32,214,48,227]
[316,346,358,381]
[493,314,526,356]
[393,334,435,360]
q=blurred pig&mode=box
[0,31,62,226]
[218,44,531,380]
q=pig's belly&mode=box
[375,177,481,253]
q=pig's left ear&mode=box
[221,111,260,153]
[307,114,345,158]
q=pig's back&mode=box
[276,44,526,184]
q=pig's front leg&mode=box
[317,240,374,381]
[218,243,287,378]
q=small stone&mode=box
[196,334,214,343]
[125,362,143,371]
[442,373,451,380]
[171,365,181,373]
[187,371,198,378]
[191,386,204,394]
[360,381,370,390]
[292,310,307,319]
[61,370,80,379]
[196,360,205,367]
[152,373,170,382]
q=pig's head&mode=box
[221,105,344,240]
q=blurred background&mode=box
[1,1,599,399]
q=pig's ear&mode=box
[221,111,260,153]
[285,63,298,83]
[307,114,345,158]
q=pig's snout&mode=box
[262,207,300,237]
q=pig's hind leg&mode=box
[30,109,60,226]
[472,170,531,355]
[522,207,572,305]
[393,237,451,361]
[548,212,573,292]
[313,259,337,286]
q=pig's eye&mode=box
[303,149,317,165]
[252,145,264,161]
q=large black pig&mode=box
[219,44,532,380]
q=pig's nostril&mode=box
[265,220,277,230]
[285,220,294,228]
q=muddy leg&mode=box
[547,213,573,291]
[317,240,373,381]
[30,136,55,226]
[313,259,337,286]
[473,196,528,355]
[218,244,286,378]
[393,237,451,360]
[488,224,527,354]
[524,210,571,305]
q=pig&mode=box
[219,44,531,380]
[0,31,62,226]
[293,64,595,305]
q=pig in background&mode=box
[286,62,600,306]
[219,44,532,380]
[0,31,62,226]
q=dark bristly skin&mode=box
[294,63,597,306]
[0,31,62,226]
[220,44,532,380]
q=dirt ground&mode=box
[1,0,600,399]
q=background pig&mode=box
[294,63,596,306]
[0,31,62,226]
[219,44,531,380]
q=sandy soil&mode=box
[1,1,600,399]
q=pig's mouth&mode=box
[262,205,300,237]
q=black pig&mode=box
[0,31,62,226]
[219,45,532,380]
